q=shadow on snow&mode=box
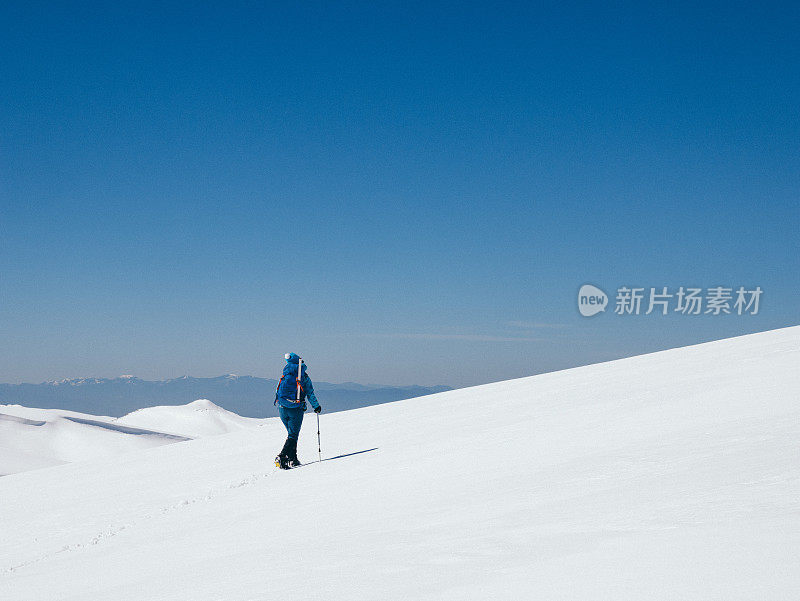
[290,448,378,469]
[320,448,378,462]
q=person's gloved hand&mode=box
[314,405,322,414]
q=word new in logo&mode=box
[578,284,608,317]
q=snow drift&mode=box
[1,326,798,600]
[115,398,262,438]
[0,400,260,476]
[0,406,189,476]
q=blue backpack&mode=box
[275,354,306,405]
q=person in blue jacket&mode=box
[274,353,321,469]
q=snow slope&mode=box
[1,327,799,600]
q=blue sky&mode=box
[1,1,798,387]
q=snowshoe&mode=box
[275,454,290,470]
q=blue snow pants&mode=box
[278,405,305,440]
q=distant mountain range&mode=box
[0,375,451,418]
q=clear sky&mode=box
[1,1,798,387]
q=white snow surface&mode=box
[1,327,799,600]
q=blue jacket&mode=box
[275,353,320,411]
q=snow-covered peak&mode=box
[186,398,221,410]
[43,375,142,386]
[46,377,106,386]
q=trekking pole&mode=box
[297,358,303,401]
[316,412,321,462]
